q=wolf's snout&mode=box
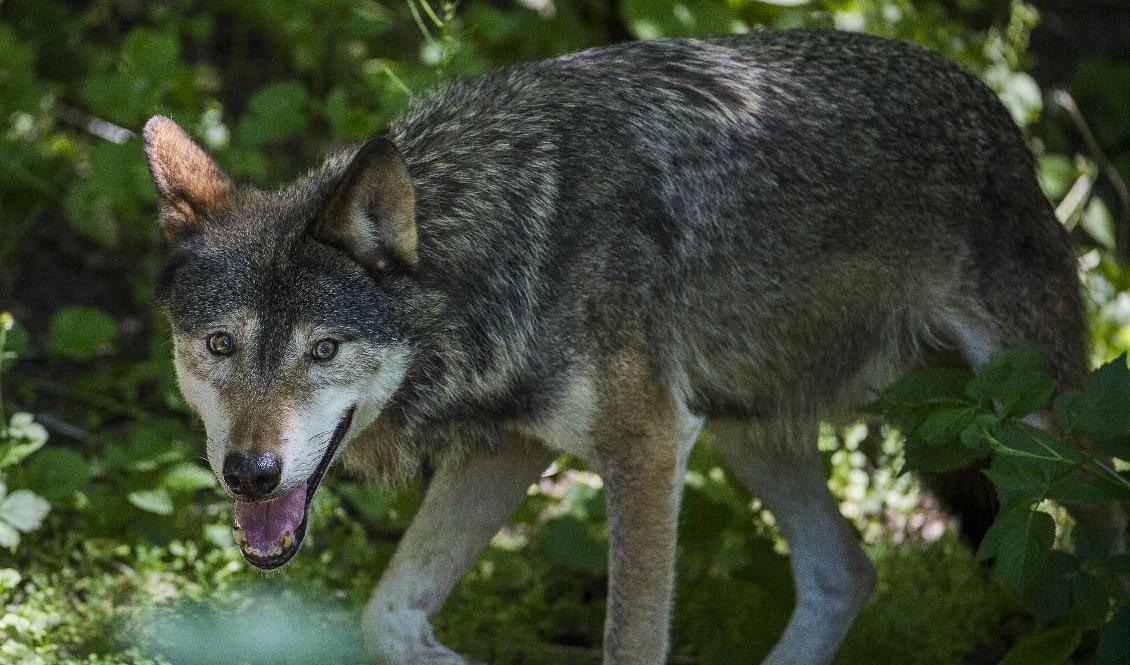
[222,451,282,500]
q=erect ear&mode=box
[312,136,417,273]
[143,115,233,243]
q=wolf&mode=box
[145,28,1124,665]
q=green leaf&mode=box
[1096,606,1130,665]
[1037,154,1076,200]
[24,448,91,504]
[967,348,1055,417]
[1020,551,1076,620]
[161,463,217,492]
[989,421,1087,466]
[0,490,49,532]
[1070,570,1110,625]
[998,626,1081,665]
[1046,474,1111,506]
[868,368,974,412]
[128,488,174,515]
[0,436,46,468]
[959,411,997,455]
[976,502,1055,594]
[1054,354,1130,459]
[236,81,309,146]
[121,28,181,83]
[47,306,118,360]
[982,455,1048,493]
[903,407,987,472]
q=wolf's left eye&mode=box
[207,332,235,356]
[311,339,338,361]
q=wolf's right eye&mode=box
[207,332,235,356]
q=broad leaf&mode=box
[47,306,119,361]
[1054,353,1130,459]
[866,368,974,426]
[982,455,1048,493]
[25,449,91,504]
[998,626,1081,665]
[989,421,1087,466]
[976,502,1055,594]
[0,490,50,532]
[1046,474,1111,506]
[0,436,46,468]
[903,407,988,472]
[161,463,217,492]
[1071,571,1111,625]
[128,488,174,515]
[967,347,1055,417]
[1020,551,1076,620]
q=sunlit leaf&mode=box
[128,488,174,515]
[0,490,50,532]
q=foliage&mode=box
[869,349,1130,664]
[0,313,51,551]
[0,0,1128,664]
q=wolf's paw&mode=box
[365,605,483,665]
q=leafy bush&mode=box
[870,349,1130,664]
[1,0,1129,663]
[0,313,51,550]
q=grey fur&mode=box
[152,29,1113,665]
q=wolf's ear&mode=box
[312,136,417,273]
[143,115,233,243]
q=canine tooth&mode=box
[280,530,294,550]
[233,527,247,549]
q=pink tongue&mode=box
[234,483,307,551]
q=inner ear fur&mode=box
[143,115,233,242]
[312,136,417,273]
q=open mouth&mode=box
[232,406,355,569]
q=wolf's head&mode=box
[144,116,416,569]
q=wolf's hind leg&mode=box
[711,421,875,665]
[364,436,555,665]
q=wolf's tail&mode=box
[921,463,999,548]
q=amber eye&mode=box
[311,338,338,361]
[207,332,235,356]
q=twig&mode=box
[406,0,436,43]
[1049,89,1130,255]
[1055,172,1093,231]
[417,0,445,28]
[56,105,135,144]
[34,412,99,446]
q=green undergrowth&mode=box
[1,463,1026,665]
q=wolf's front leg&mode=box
[364,437,555,665]
[597,397,703,665]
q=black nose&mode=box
[222,452,282,500]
